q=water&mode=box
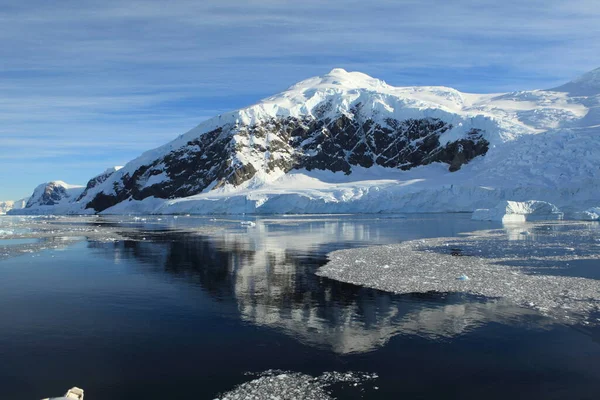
[0,214,598,399]
[0,238,39,245]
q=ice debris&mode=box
[214,370,377,400]
[318,223,600,325]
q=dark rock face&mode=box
[86,109,489,212]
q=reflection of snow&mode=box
[208,219,558,354]
[395,301,548,339]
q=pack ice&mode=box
[317,223,600,325]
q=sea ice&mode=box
[318,223,600,324]
[214,370,377,400]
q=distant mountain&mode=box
[10,181,84,215]
[0,198,28,214]
[10,68,600,215]
[552,67,600,96]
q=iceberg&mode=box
[472,200,564,222]
[573,207,600,221]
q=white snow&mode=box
[472,200,564,222]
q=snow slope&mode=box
[11,67,600,215]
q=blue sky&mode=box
[1,0,599,200]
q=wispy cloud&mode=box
[0,0,599,199]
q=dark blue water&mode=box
[0,215,598,400]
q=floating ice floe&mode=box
[0,215,225,260]
[318,224,600,325]
[472,200,564,222]
[214,370,377,400]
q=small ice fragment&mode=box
[240,221,256,227]
[456,274,470,281]
[382,265,390,269]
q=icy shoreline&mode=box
[0,215,225,260]
[317,223,600,325]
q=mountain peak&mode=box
[551,67,600,96]
[327,67,349,75]
[285,68,388,94]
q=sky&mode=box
[1,0,600,200]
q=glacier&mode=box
[9,67,600,215]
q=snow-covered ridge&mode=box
[552,67,600,96]
[9,67,600,215]
[18,181,84,214]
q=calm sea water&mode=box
[0,214,599,399]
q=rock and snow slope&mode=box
[10,67,600,215]
[15,181,84,215]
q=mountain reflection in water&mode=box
[91,217,554,354]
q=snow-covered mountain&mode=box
[0,198,28,214]
[10,67,600,215]
[12,181,85,215]
[0,201,13,215]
